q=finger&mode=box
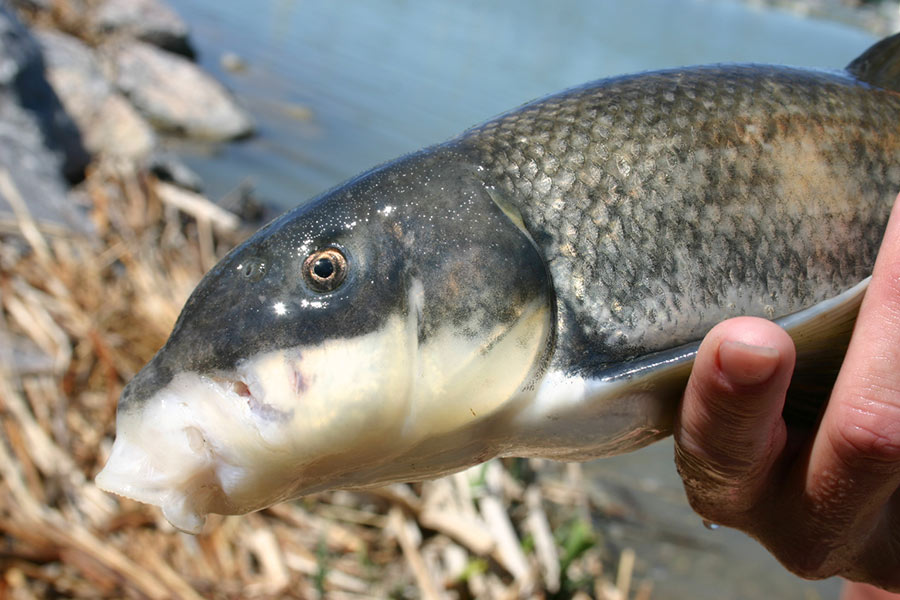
[804,195,900,580]
[675,316,796,524]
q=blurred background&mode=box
[0,0,896,598]
[169,0,881,210]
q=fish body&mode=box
[97,34,900,532]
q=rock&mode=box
[105,41,253,141]
[220,180,273,225]
[0,1,90,233]
[0,122,91,235]
[36,29,156,161]
[147,152,204,192]
[220,51,247,73]
[88,0,194,58]
[8,0,51,12]
[0,1,88,181]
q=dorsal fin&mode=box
[846,32,900,92]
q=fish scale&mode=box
[459,65,900,372]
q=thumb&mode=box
[675,317,795,525]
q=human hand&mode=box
[674,195,900,592]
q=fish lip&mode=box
[96,367,306,533]
[95,375,244,533]
[95,421,229,533]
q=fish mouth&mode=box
[95,296,554,532]
[95,372,265,533]
[95,422,227,533]
[96,352,342,533]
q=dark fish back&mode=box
[456,65,900,376]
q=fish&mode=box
[96,33,900,533]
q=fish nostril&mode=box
[233,381,252,397]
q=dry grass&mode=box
[0,162,648,599]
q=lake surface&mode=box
[167,1,877,597]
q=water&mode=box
[586,439,839,599]
[168,0,874,210]
[166,1,877,597]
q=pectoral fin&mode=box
[601,278,869,431]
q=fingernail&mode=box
[718,340,780,386]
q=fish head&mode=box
[96,150,555,532]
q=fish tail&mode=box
[846,31,900,92]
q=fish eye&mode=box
[302,247,347,293]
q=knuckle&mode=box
[673,439,761,524]
[676,399,784,484]
[874,258,900,304]
[675,426,744,483]
[780,555,837,581]
[862,264,900,342]
[830,394,900,467]
[681,385,759,461]
[757,529,844,581]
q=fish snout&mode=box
[117,353,174,414]
[96,365,232,533]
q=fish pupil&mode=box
[313,258,334,279]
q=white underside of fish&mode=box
[97,279,554,532]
